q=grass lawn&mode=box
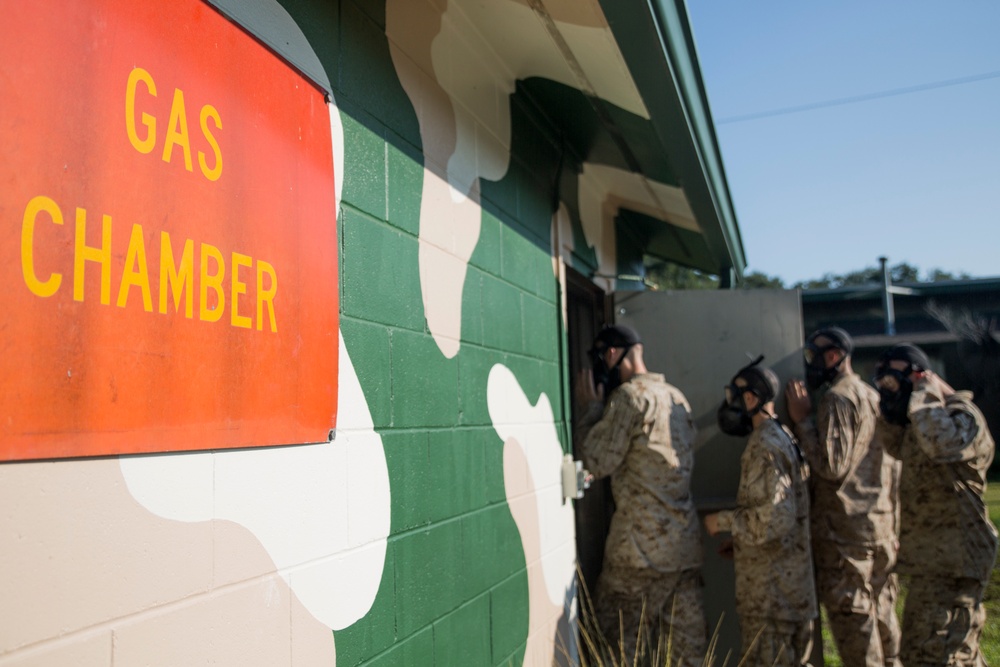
[821,482,1000,664]
[979,481,1000,662]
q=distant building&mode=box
[802,275,1000,444]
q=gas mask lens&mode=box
[803,342,834,366]
[719,383,752,437]
[804,341,842,390]
[724,383,743,404]
[872,362,912,393]
[589,344,627,395]
[874,372,900,393]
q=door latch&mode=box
[562,453,593,502]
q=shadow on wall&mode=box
[552,579,579,667]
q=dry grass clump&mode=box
[556,570,756,667]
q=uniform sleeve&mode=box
[677,393,701,451]
[580,391,638,479]
[729,448,797,547]
[794,393,863,482]
[908,386,984,465]
[575,400,605,444]
[876,418,905,459]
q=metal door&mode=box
[613,288,805,659]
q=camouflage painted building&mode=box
[0,0,744,665]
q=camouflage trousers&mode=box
[593,565,707,667]
[738,616,814,667]
[815,540,901,667]
[900,575,988,667]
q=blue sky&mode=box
[686,2,1000,285]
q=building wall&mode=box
[0,0,624,665]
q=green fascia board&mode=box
[598,0,746,280]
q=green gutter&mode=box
[598,0,746,281]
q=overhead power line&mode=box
[716,69,1000,125]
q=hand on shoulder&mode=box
[784,378,811,424]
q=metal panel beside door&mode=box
[614,288,804,659]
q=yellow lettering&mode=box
[21,195,63,297]
[23,192,280,331]
[256,260,277,333]
[198,105,223,181]
[199,243,225,322]
[230,252,252,328]
[159,232,194,318]
[117,224,153,311]
[74,208,112,304]
[125,67,157,154]
[162,88,193,171]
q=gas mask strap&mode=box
[830,349,846,372]
[738,354,765,376]
[609,343,634,371]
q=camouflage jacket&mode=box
[793,372,899,547]
[578,373,703,573]
[879,384,998,582]
[717,419,817,622]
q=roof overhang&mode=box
[511,0,746,280]
[600,0,746,280]
[210,0,746,280]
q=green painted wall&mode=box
[276,1,577,664]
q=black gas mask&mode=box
[872,343,930,426]
[804,341,844,390]
[587,324,642,398]
[802,327,854,391]
[717,355,771,437]
[590,343,630,396]
[718,383,754,437]
[873,363,915,426]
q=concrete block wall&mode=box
[1,0,584,665]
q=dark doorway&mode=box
[565,267,614,597]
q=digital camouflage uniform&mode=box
[793,372,901,666]
[579,373,706,665]
[879,383,998,667]
[716,418,817,667]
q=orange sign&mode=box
[0,0,339,460]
